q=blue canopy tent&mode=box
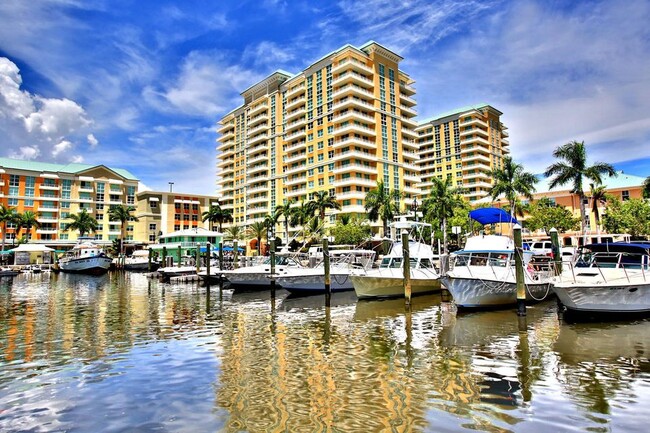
[469,208,519,225]
[222,246,245,252]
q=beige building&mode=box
[134,191,221,243]
[0,157,138,247]
[416,104,510,202]
[216,41,420,236]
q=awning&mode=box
[148,197,160,202]
[40,173,59,179]
[469,208,519,225]
[109,179,124,184]
[78,176,94,181]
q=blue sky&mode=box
[1,0,649,195]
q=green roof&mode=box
[0,157,138,180]
[418,103,491,125]
[535,171,645,193]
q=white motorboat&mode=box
[443,208,554,309]
[552,242,650,315]
[58,237,113,275]
[221,254,305,291]
[121,249,159,271]
[351,221,441,299]
[0,266,20,277]
[277,249,376,296]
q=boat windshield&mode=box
[454,252,510,267]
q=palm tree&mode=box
[364,180,402,238]
[64,209,99,237]
[311,191,341,222]
[0,205,18,252]
[589,183,609,232]
[202,204,233,232]
[17,211,41,242]
[487,156,537,218]
[224,225,244,242]
[544,140,616,233]
[108,205,139,254]
[289,201,315,231]
[421,177,464,255]
[247,221,267,255]
[273,201,294,245]
[643,176,650,200]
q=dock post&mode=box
[206,242,211,280]
[162,246,167,268]
[402,229,412,306]
[323,238,331,307]
[514,224,526,316]
[177,245,182,268]
[218,241,223,271]
[550,227,562,275]
[195,243,201,274]
[233,240,239,269]
[148,248,153,272]
[270,239,276,303]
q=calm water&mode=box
[0,272,649,433]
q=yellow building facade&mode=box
[416,104,510,202]
[216,42,419,235]
[0,157,139,247]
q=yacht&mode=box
[443,208,554,309]
[552,242,650,315]
[58,237,113,275]
[277,249,376,296]
[221,254,305,291]
[121,249,159,271]
[350,221,441,299]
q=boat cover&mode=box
[583,243,650,253]
[469,208,519,225]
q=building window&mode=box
[149,223,157,231]
[149,234,156,242]
[622,190,630,201]
[150,201,157,208]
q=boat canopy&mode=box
[583,243,650,254]
[469,208,519,225]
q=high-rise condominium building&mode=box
[216,42,419,236]
[416,104,510,202]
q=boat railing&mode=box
[563,251,649,284]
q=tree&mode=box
[289,201,315,231]
[273,202,294,245]
[16,211,41,242]
[487,156,537,218]
[643,176,650,200]
[108,205,139,254]
[589,183,610,232]
[421,177,465,255]
[364,180,402,238]
[602,198,650,238]
[201,204,233,232]
[64,209,99,237]
[544,140,616,233]
[246,221,267,255]
[311,190,341,223]
[525,198,580,235]
[330,215,372,245]
[0,205,19,252]
[224,225,244,241]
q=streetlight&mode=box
[411,197,419,222]
[168,182,174,192]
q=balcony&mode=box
[401,128,418,139]
[283,164,307,176]
[332,177,376,188]
[217,122,235,134]
[463,171,491,182]
[37,217,59,223]
[248,163,269,175]
[247,122,268,137]
[339,204,366,213]
[284,140,306,153]
[249,102,268,117]
[332,110,375,125]
[402,139,419,150]
[332,84,374,101]
[285,117,306,133]
[459,117,488,128]
[218,130,235,142]
[221,203,235,210]
[331,150,375,163]
[332,123,376,138]
[285,84,305,99]
[400,105,417,117]
[284,95,306,112]
[283,129,306,141]
[332,58,374,75]
[247,154,268,166]
[401,116,418,129]
[403,173,421,183]
[403,162,419,172]
[36,228,58,234]
[459,127,488,138]
[248,132,268,146]
[248,195,269,205]
[461,135,491,147]
[284,174,307,186]
[284,152,307,164]
[399,93,417,107]
[248,113,269,128]
[39,184,59,191]
[332,136,376,150]
[463,153,491,164]
[463,180,493,190]
[402,150,419,160]
[285,107,306,122]
[332,164,376,175]
[403,185,421,195]
[336,191,366,200]
[78,186,94,193]
[247,183,268,195]
[220,165,235,175]
[400,82,416,96]
[332,71,374,89]
[219,148,234,159]
[285,187,307,198]
[217,139,235,152]
[332,97,375,112]
[247,142,268,156]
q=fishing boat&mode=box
[58,237,113,275]
[552,242,650,315]
[443,208,554,309]
[276,249,376,296]
[350,220,441,299]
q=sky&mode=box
[1,0,649,196]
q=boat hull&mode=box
[59,256,113,275]
[277,272,354,296]
[553,282,650,313]
[351,272,441,299]
[442,276,551,308]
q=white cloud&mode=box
[243,41,296,68]
[87,133,98,147]
[0,57,94,161]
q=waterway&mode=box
[0,272,648,432]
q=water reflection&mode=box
[0,274,649,432]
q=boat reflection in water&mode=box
[1,274,650,432]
